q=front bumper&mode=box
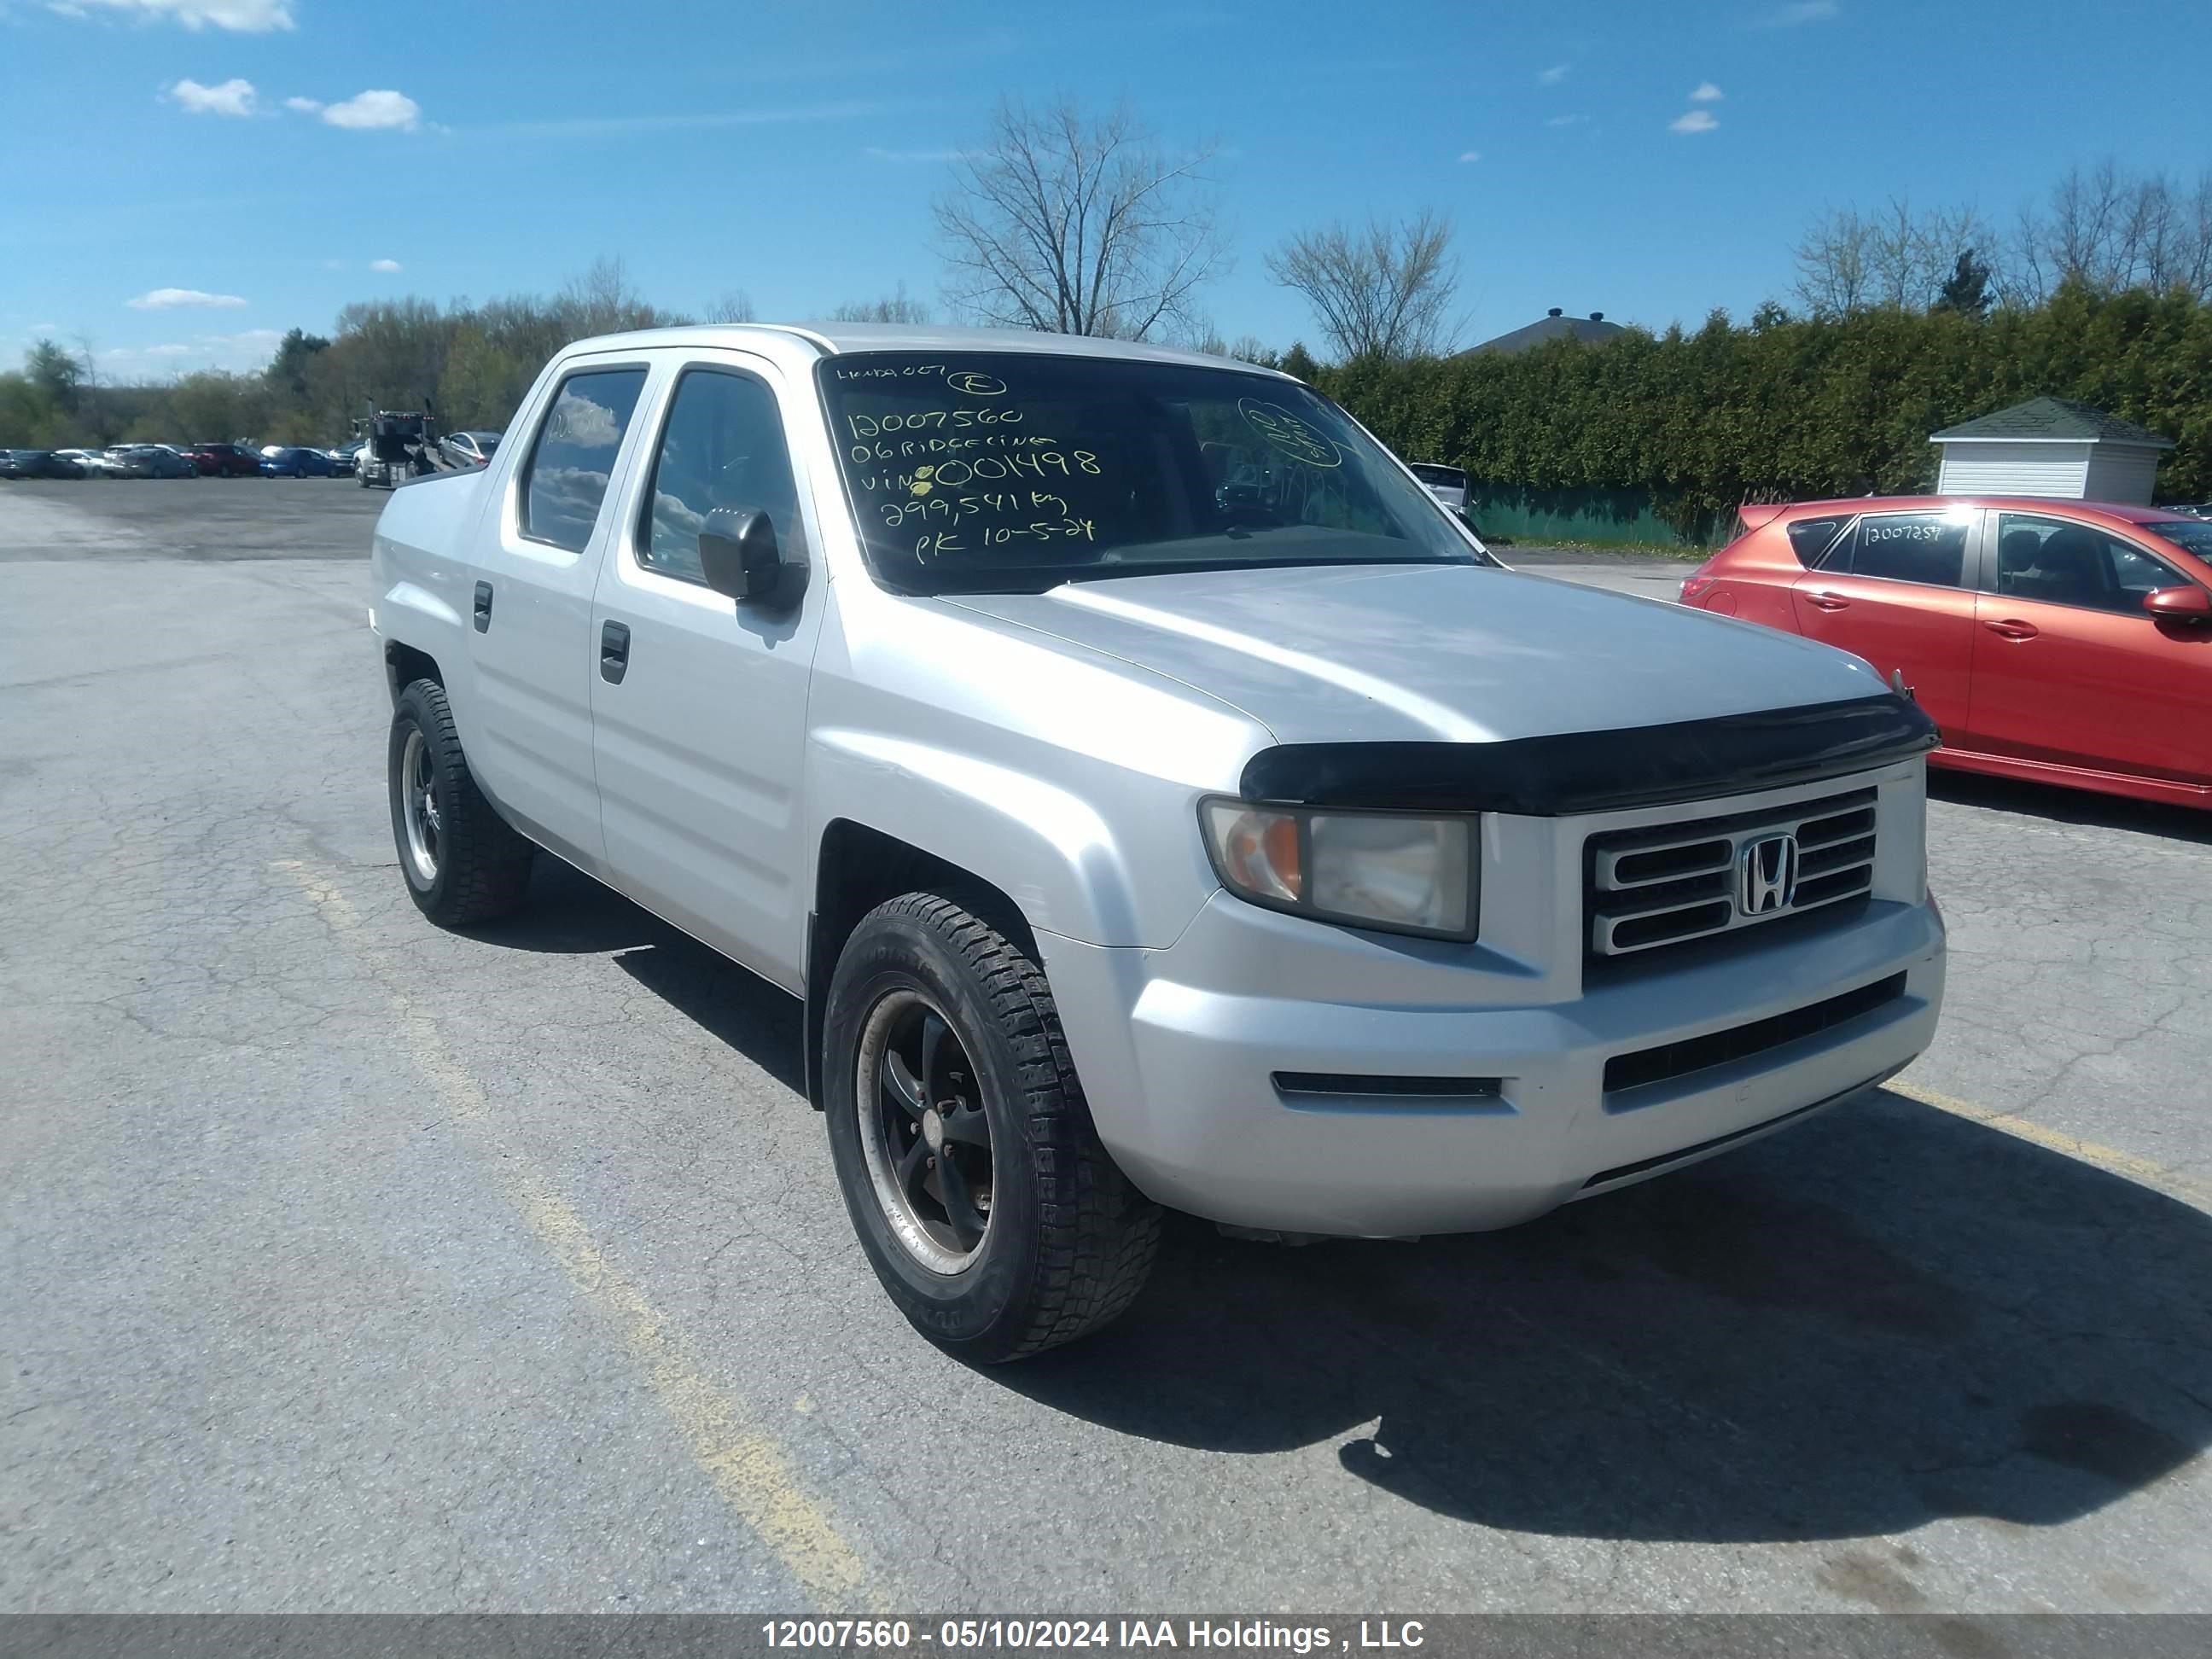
[1042,879,1944,1238]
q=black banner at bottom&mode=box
[1,1616,2207,1659]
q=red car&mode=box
[1679,497,2212,810]
[185,442,262,477]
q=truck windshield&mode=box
[818,351,1486,595]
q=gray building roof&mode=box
[1458,308,1627,357]
[1930,396,2174,449]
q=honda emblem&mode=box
[1737,833,1799,916]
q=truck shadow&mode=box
[456,859,2211,1545]
[468,858,672,955]
[994,1094,2212,1545]
[466,858,808,1091]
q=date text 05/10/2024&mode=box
[760,1621,1430,1652]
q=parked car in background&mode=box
[1679,496,2212,810]
[105,444,195,479]
[439,429,501,469]
[187,442,261,477]
[329,439,364,475]
[259,445,337,478]
[1409,462,1470,515]
[55,448,117,478]
[1,449,83,479]
[154,444,200,475]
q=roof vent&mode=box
[1590,311,1604,322]
[1547,307,1563,317]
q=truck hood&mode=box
[940,562,1886,746]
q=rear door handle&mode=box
[600,620,631,684]
[1805,592,1851,611]
[472,580,493,633]
[1982,618,2040,641]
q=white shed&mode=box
[1930,397,2174,504]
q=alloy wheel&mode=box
[855,989,995,1274]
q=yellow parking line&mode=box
[1887,1077,2211,1208]
[272,860,882,1610]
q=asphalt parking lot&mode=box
[3,479,2208,1615]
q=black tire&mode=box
[387,678,535,928]
[823,893,1160,1363]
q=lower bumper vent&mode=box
[1603,972,1908,1096]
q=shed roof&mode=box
[1930,396,2174,448]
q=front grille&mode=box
[1602,972,1908,1095]
[1585,787,1877,962]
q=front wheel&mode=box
[823,893,1160,1363]
[387,678,536,927]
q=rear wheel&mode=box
[823,894,1160,1362]
[387,678,535,928]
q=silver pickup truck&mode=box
[369,323,1946,1360]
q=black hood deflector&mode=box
[1237,694,1940,818]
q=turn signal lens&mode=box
[1204,802,1302,904]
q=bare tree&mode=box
[1793,199,1996,314]
[934,97,1226,339]
[2011,162,2212,300]
[825,283,930,324]
[557,256,665,338]
[707,289,757,323]
[1792,207,1874,315]
[1265,211,1460,361]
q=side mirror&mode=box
[2143,585,2212,621]
[698,506,805,607]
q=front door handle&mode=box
[473,580,493,633]
[1982,618,2040,641]
[1804,591,1851,611]
[600,620,631,684]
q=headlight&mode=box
[1199,798,1476,940]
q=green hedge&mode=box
[1310,282,2212,540]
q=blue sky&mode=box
[3,0,2209,380]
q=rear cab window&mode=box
[521,366,650,554]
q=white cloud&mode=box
[1758,1,1838,25]
[370,258,402,272]
[1545,113,1586,127]
[56,0,294,30]
[1669,108,1720,133]
[318,89,421,131]
[1457,150,1481,164]
[1538,63,1569,84]
[1691,81,1725,102]
[284,95,321,113]
[166,76,255,115]
[126,287,247,309]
